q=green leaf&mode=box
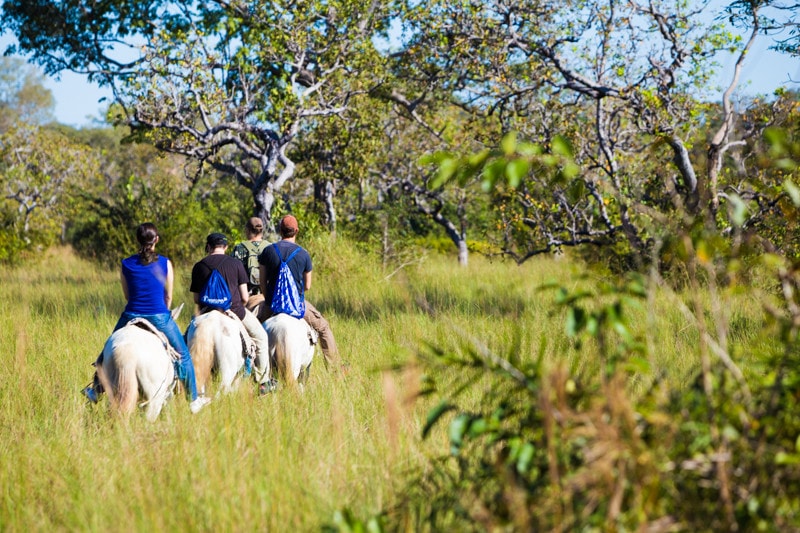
[786,181,800,207]
[467,149,490,169]
[500,131,517,155]
[517,142,542,156]
[468,417,488,437]
[449,413,471,455]
[417,152,438,166]
[366,517,384,533]
[565,307,586,336]
[612,319,632,342]
[586,315,599,336]
[722,424,740,441]
[432,157,459,189]
[422,401,455,439]
[775,452,800,465]
[764,126,787,148]
[505,158,530,188]
[562,161,581,179]
[727,193,748,227]
[482,159,507,191]
[516,442,535,474]
[551,135,574,157]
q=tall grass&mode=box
[0,241,773,531]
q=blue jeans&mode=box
[115,311,199,401]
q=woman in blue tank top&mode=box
[83,223,209,413]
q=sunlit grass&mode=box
[0,242,777,530]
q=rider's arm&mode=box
[304,270,312,292]
[259,264,268,295]
[120,268,129,302]
[165,259,174,309]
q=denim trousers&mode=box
[115,311,199,401]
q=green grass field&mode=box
[0,242,774,531]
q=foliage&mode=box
[0,123,100,259]
[1,0,399,229]
[0,56,53,129]
[389,0,800,273]
[69,173,247,266]
[4,1,795,272]
[332,264,800,530]
[327,123,800,530]
[734,94,800,259]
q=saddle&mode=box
[197,308,256,362]
[249,293,317,346]
[127,317,181,362]
[224,309,256,362]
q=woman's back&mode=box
[122,254,169,315]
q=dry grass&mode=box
[0,242,771,530]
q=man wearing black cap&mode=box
[231,217,268,296]
[190,232,271,391]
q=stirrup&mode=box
[81,384,99,404]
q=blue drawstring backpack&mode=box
[199,268,232,311]
[270,244,305,319]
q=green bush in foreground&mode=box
[330,132,800,531]
[332,267,800,531]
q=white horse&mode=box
[264,313,316,389]
[185,311,250,396]
[95,306,184,421]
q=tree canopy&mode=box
[1,0,799,265]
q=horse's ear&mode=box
[171,303,184,321]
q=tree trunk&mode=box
[433,212,468,266]
[315,179,337,237]
[254,186,276,237]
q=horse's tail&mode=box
[98,350,138,416]
[115,358,139,415]
[96,358,113,404]
[271,321,297,387]
[188,316,215,395]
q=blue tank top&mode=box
[121,254,170,315]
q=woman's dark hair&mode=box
[136,223,159,265]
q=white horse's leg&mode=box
[216,343,241,393]
[215,317,245,393]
